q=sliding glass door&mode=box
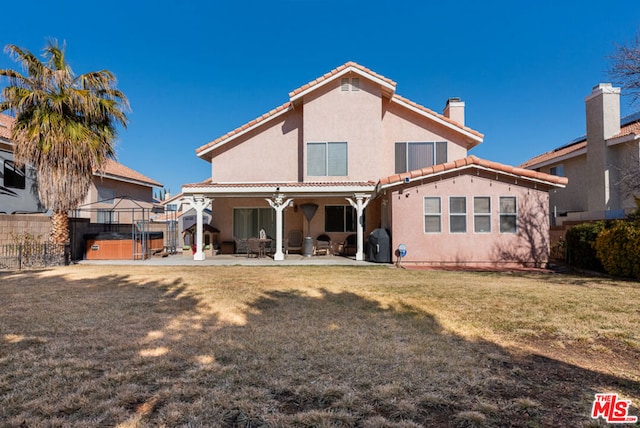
[233,208,276,239]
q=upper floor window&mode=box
[395,142,447,173]
[550,165,564,177]
[341,77,359,92]
[307,142,348,176]
[97,186,115,204]
[4,160,25,189]
[499,196,517,233]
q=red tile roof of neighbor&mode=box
[379,155,568,188]
[97,159,162,188]
[196,62,483,156]
[521,114,640,169]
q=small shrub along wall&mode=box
[595,220,640,279]
[565,222,605,272]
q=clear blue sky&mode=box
[1,0,639,195]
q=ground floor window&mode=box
[474,197,491,233]
[499,196,517,233]
[424,197,441,233]
[325,205,361,232]
[233,208,275,239]
[97,209,114,224]
[449,197,467,233]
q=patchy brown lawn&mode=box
[0,265,638,427]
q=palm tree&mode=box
[0,41,129,245]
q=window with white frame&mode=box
[307,142,348,176]
[424,197,441,233]
[474,196,491,233]
[395,142,447,173]
[499,196,517,233]
[325,205,360,232]
[449,197,467,233]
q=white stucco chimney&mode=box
[585,83,621,212]
[443,97,465,125]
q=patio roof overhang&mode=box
[181,181,377,198]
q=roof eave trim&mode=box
[607,133,640,147]
[289,65,396,103]
[197,104,292,159]
[378,164,566,193]
[390,97,483,144]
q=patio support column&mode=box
[347,194,371,261]
[267,193,293,261]
[183,194,211,261]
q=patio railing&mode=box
[0,243,68,270]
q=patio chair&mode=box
[315,234,332,255]
[246,237,263,258]
[286,230,303,254]
[233,237,248,256]
[336,234,357,256]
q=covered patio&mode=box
[180,181,379,262]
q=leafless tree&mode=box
[608,29,640,104]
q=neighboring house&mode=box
[76,158,163,225]
[0,113,44,214]
[183,62,566,266]
[521,83,640,226]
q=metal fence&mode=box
[0,243,68,270]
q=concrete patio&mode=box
[77,252,379,267]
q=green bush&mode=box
[595,220,640,278]
[565,222,605,271]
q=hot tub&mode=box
[84,232,164,260]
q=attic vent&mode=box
[352,78,360,91]
[341,78,350,91]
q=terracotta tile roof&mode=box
[521,113,640,169]
[519,140,586,169]
[379,155,568,188]
[197,62,483,157]
[0,113,14,139]
[288,61,397,99]
[96,158,162,188]
[392,94,484,140]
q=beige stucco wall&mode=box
[78,177,155,224]
[302,72,382,182]
[388,173,550,267]
[209,110,302,183]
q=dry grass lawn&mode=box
[1,265,639,427]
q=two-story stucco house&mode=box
[521,83,640,226]
[183,62,567,267]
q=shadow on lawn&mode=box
[1,272,638,427]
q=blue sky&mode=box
[1,0,639,195]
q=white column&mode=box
[346,194,371,261]
[267,193,293,261]
[183,195,211,261]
